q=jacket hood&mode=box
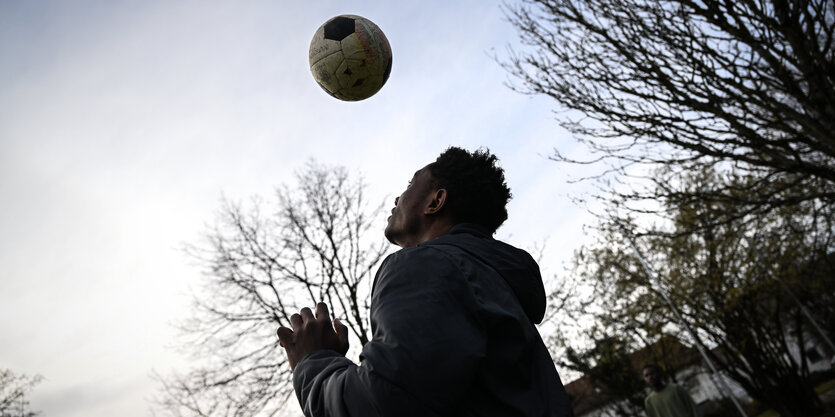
[426,223,547,324]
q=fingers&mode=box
[288,304,329,332]
[299,307,315,323]
[315,302,331,321]
[276,326,294,347]
[290,313,303,330]
[334,318,349,355]
[277,303,349,362]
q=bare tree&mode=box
[502,0,835,230]
[0,369,42,417]
[153,161,391,417]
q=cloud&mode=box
[0,2,590,416]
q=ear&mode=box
[425,188,447,214]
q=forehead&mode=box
[411,164,433,180]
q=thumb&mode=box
[276,326,294,348]
[333,318,350,355]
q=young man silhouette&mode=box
[277,147,573,417]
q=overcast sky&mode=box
[0,1,596,416]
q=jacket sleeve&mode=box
[292,248,486,417]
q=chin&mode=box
[383,228,404,247]
[383,225,395,241]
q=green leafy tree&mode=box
[552,168,833,416]
[153,161,391,417]
[562,335,647,417]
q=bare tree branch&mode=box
[0,369,42,417]
[501,0,835,232]
[153,160,391,417]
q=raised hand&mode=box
[277,302,350,371]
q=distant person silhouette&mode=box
[277,147,574,417]
[643,364,701,417]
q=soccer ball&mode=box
[309,15,393,101]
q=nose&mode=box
[394,196,399,206]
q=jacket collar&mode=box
[446,223,493,239]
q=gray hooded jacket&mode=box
[293,223,573,417]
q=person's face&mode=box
[642,367,662,389]
[384,166,437,248]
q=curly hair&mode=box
[427,147,512,234]
[643,364,662,373]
